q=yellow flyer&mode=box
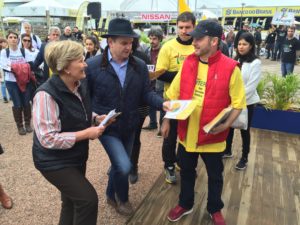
[164,100,197,120]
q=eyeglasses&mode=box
[22,39,31,42]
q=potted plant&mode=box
[251,73,300,134]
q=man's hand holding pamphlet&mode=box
[164,100,197,120]
[203,106,233,134]
[203,106,247,134]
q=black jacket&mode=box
[85,47,163,137]
[32,43,49,86]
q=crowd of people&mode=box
[226,23,300,76]
[0,11,299,225]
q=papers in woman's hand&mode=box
[99,109,121,127]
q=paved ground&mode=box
[0,59,299,225]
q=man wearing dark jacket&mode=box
[234,23,249,50]
[143,27,164,132]
[60,26,76,41]
[32,26,61,86]
[281,27,300,76]
[272,25,287,60]
[85,18,170,216]
[254,27,262,56]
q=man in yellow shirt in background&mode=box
[155,11,195,184]
[162,20,246,225]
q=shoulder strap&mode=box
[5,48,25,58]
[32,34,37,43]
[6,48,9,58]
[20,48,25,58]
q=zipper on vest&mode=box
[81,102,88,121]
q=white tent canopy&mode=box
[11,0,76,17]
[17,0,68,9]
[199,9,218,19]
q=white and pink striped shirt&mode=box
[33,91,77,149]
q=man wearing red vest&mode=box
[162,20,246,225]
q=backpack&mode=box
[6,48,26,58]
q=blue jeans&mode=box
[281,62,294,77]
[100,133,135,202]
[5,81,31,108]
[1,81,8,99]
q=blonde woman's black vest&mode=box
[32,75,92,172]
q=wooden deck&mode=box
[126,129,300,225]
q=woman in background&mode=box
[223,32,262,170]
[84,36,101,61]
[0,31,33,135]
[0,38,9,103]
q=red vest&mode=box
[178,50,238,146]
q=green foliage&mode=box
[257,73,300,111]
[139,32,149,44]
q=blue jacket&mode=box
[85,48,164,137]
[33,42,49,85]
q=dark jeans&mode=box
[131,116,146,170]
[256,44,261,56]
[41,165,98,225]
[100,132,135,202]
[156,80,165,127]
[148,106,158,127]
[273,41,283,60]
[225,104,255,159]
[178,144,224,214]
[266,43,274,59]
[281,62,295,77]
[5,81,31,108]
[162,119,178,168]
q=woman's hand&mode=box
[94,114,106,126]
[94,114,116,126]
[86,126,105,140]
[75,126,106,142]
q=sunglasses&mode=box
[22,39,31,42]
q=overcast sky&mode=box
[63,0,300,11]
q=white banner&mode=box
[271,11,295,25]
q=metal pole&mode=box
[46,9,51,29]
[195,0,197,12]
[240,3,245,30]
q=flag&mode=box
[76,1,89,30]
[178,0,191,14]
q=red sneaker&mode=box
[167,205,193,222]
[210,211,226,225]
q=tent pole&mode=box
[46,9,50,29]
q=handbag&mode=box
[231,108,248,130]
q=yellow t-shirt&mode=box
[166,62,246,153]
[155,38,194,97]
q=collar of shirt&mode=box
[108,48,129,87]
[73,80,82,101]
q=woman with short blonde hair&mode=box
[32,40,109,225]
